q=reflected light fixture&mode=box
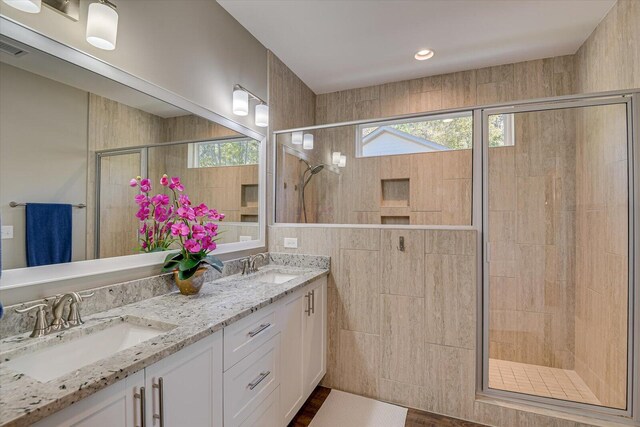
[86,0,119,50]
[332,152,341,165]
[2,0,41,13]
[339,155,346,168]
[443,118,454,123]
[232,87,249,116]
[255,103,269,127]
[232,84,269,127]
[292,131,303,145]
[414,49,434,61]
[303,133,314,150]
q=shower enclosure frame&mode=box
[479,92,638,422]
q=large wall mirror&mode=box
[0,34,263,278]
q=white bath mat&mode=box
[309,389,408,427]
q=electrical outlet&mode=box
[1,225,13,239]
[283,237,298,249]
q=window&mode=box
[188,138,259,168]
[488,113,514,147]
[357,112,472,158]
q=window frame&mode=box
[188,136,261,169]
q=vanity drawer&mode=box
[224,334,280,427]
[224,304,279,370]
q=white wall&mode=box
[0,0,267,133]
[0,63,88,269]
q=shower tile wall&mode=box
[488,108,577,370]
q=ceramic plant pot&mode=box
[173,267,208,295]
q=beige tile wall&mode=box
[267,1,638,424]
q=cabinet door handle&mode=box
[304,292,311,316]
[134,386,146,427]
[248,323,271,337]
[248,371,271,390]
[153,377,164,427]
[310,289,315,315]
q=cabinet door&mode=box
[34,370,145,427]
[278,288,306,425]
[303,278,327,395]
[239,386,280,427]
[145,331,223,427]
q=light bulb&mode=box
[332,152,341,165]
[232,89,249,116]
[303,134,314,150]
[2,0,41,13]
[86,1,119,50]
[339,155,346,168]
[292,131,303,145]
[255,103,268,127]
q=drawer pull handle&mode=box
[153,377,164,427]
[305,292,311,316]
[134,386,146,427]
[248,371,271,390]
[248,323,271,338]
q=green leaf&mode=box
[178,265,199,280]
[179,257,200,271]
[162,261,179,272]
[164,251,183,264]
[202,255,224,273]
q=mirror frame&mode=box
[0,17,267,294]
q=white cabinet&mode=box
[303,279,326,393]
[239,387,280,427]
[145,332,223,427]
[280,277,327,425]
[34,370,145,427]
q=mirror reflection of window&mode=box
[188,138,260,168]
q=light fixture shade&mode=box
[255,103,269,127]
[339,155,346,168]
[2,0,41,13]
[303,133,314,150]
[292,131,303,145]
[86,2,119,50]
[232,89,249,116]
[332,152,341,165]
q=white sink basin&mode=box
[4,320,173,382]
[256,272,299,284]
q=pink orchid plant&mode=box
[130,174,224,280]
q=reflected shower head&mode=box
[309,164,324,175]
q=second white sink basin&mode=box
[4,318,174,382]
[256,271,299,284]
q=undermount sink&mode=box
[4,318,175,382]
[256,271,299,284]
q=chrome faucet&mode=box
[241,253,267,275]
[15,292,94,338]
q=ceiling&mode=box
[218,0,615,94]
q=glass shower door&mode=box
[483,98,632,412]
[96,149,146,259]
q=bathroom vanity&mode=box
[0,255,329,427]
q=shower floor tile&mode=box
[488,359,601,405]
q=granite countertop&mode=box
[0,258,329,427]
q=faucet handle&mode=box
[78,292,95,301]
[15,303,48,314]
[15,304,49,338]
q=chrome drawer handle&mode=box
[248,323,271,338]
[134,386,146,427]
[248,371,271,390]
[153,377,164,427]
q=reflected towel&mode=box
[26,203,72,267]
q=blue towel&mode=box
[26,203,72,267]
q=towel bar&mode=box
[9,201,86,209]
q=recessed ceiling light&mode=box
[415,49,434,61]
